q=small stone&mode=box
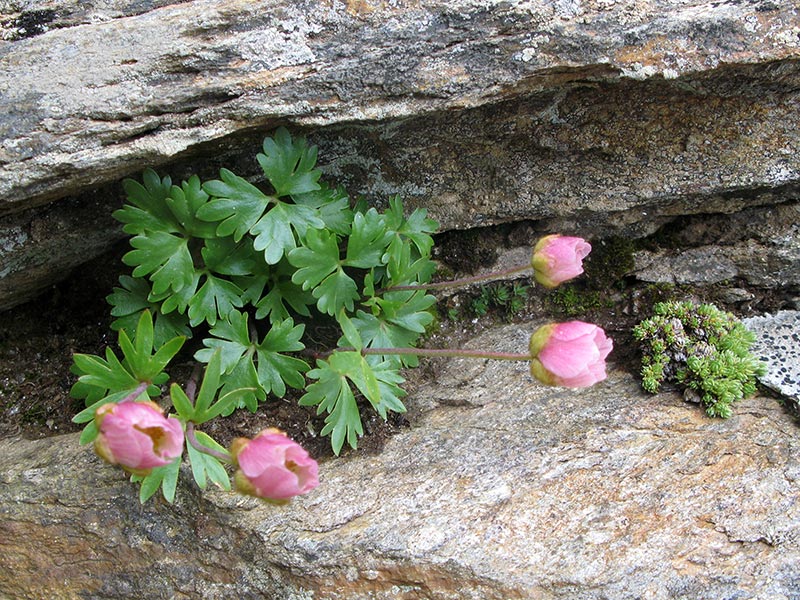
[743,310,800,404]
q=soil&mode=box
[0,226,794,462]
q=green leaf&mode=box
[194,350,223,419]
[347,291,434,368]
[108,276,192,348]
[210,358,263,415]
[170,383,195,421]
[186,431,231,491]
[313,269,359,316]
[300,353,365,455]
[384,195,438,257]
[187,274,244,326]
[299,350,405,454]
[288,228,341,290]
[194,309,253,372]
[193,312,264,416]
[254,279,314,323]
[233,272,270,306]
[367,358,408,418]
[165,176,217,238]
[136,456,182,503]
[337,308,363,350]
[201,237,258,276]
[289,228,359,315]
[124,231,195,296]
[199,168,274,241]
[254,319,308,397]
[344,208,391,269]
[71,312,183,427]
[78,420,99,445]
[383,237,437,286]
[251,201,324,265]
[379,290,437,333]
[116,169,177,234]
[380,196,438,286]
[149,334,187,377]
[157,272,201,316]
[293,183,353,236]
[257,127,322,197]
[107,275,153,317]
[195,311,308,404]
[72,352,138,392]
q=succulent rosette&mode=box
[529,321,613,388]
[94,400,184,475]
[531,234,591,288]
[231,428,319,503]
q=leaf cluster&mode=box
[76,127,440,473]
[71,312,237,502]
[633,300,766,418]
[469,281,529,319]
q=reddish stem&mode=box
[382,264,531,293]
[185,422,233,464]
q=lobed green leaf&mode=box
[257,127,322,197]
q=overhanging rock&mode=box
[2,0,800,309]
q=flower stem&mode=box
[122,381,150,403]
[185,365,202,403]
[185,422,233,464]
[361,347,532,361]
[382,264,532,293]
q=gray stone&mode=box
[1,0,800,309]
[744,310,800,406]
[1,322,798,599]
[632,202,800,288]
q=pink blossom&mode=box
[529,321,613,387]
[231,429,319,503]
[531,235,591,288]
[94,401,184,475]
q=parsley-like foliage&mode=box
[75,127,439,468]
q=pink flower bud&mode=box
[529,321,613,388]
[94,401,184,475]
[231,429,319,503]
[531,235,591,288]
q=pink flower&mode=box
[529,321,613,387]
[94,401,184,475]
[231,429,319,503]
[531,235,591,288]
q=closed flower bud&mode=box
[531,235,591,288]
[231,428,319,503]
[529,321,613,388]
[94,401,184,475]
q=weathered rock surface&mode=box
[1,322,798,599]
[632,201,800,289]
[2,0,800,309]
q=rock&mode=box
[1,0,800,309]
[632,202,800,288]
[1,322,798,599]
[744,310,800,408]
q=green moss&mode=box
[633,300,765,418]
[584,236,636,290]
[546,285,604,318]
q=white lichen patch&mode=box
[743,311,800,403]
